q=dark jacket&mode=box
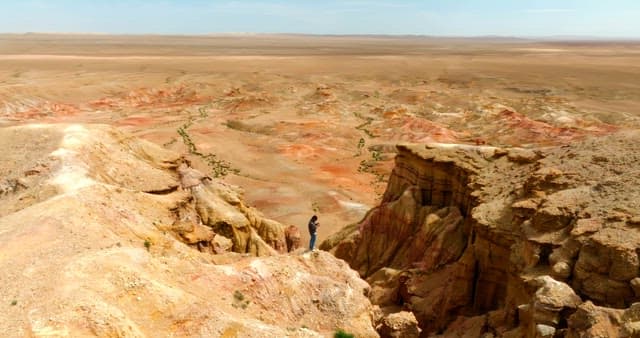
[308,218,318,235]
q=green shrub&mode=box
[334,329,355,338]
[233,290,245,301]
[177,120,239,178]
[232,290,250,309]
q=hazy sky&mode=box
[1,0,639,38]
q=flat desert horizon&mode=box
[2,33,640,242]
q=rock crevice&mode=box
[324,133,640,336]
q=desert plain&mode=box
[2,34,640,336]
[2,34,639,242]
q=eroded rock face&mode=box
[323,132,640,336]
[285,225,302,252]
[170,161,289,256]
[0,124,377,337]
[329,144,480,279]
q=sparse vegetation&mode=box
[355,137,365,156]
[163,138,177,147]
[354,115,385,183]
[357,148,383,173]
[357,159,372,173]
[354,113,377,138]
[233,290,245,301]
[334,329,355,338]
[144,239,151,250]
[361,127,377,138]
[10,300,17,306]
[177,121,197,153]
[355,118,373,131]
[357,147,388,193]
[177,116,239,178]
[371,149,382,161]
[198,105,210,118]
[232,290,250,309]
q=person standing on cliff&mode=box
[308,215,319,251]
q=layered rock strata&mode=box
[323,132,640,336]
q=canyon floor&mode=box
[2,34,639,244]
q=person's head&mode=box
[310,215,318,222]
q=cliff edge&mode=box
[0,124,377,337]
[323,132,640,337]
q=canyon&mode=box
[323,134,640,336]
[2,34,640,337]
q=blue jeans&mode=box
[309,233,317,250]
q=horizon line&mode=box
[2,31,640,42]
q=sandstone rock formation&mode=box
[0,124,377,337]
[286,225,303,252]
[374,310,421,338]
[323,131,640,336]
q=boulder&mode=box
[566,301,622,337]
[376,311,420,338]
[533,276,582,312]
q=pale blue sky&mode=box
[1,0,639,38]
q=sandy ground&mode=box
[2,33,639,242]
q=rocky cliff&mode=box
[0,124,377,337]
[323,132,640,337]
